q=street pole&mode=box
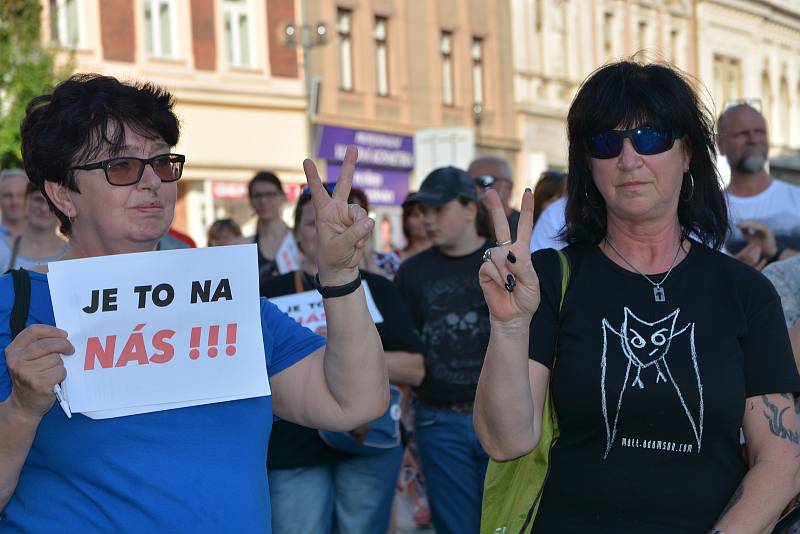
[283,0,327,159]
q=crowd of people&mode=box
[0,59,800,534]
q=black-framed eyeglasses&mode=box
[587,127,679,159]
[70,153,186,186]
[475,175,496,188]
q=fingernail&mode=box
[504,283,514,292]
[525,187,532,193]
[507,274,516,287]
[507,251,517,263]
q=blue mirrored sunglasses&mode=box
[588,126,679,159]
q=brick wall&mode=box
[266,0,298,78]
[99,0,135,62]
[191,0,216,70]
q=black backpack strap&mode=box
[9,268,31,340]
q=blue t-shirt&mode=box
[0,271,325,533]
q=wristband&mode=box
[314,272,362,298]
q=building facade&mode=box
[512,0,696,187]
[513,0,800,187]
[697,0,800,182]
[45,0,309,244]
[303,0,518,248]
[45,0,518,248]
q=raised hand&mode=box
[5,324,74,418]
[303,145,374,285]
[479,188,541,324]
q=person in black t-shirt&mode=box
[263,191,424,534]
[474,61,800,534]
[394,166,494,534]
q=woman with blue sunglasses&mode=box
[475,61,800,533]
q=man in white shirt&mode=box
[529,196,566,252]
[0,169,27,239]
[717,103,800,268]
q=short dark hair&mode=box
[21,73,180,236]
[248,171,284,198]
[563,61,728,249]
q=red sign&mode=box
[211,181,248,200]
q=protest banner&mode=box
[268,282,384,332]
[48,244,269,416]
[275,233,301,274]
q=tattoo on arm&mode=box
[761,395,800,445]
[717,481,744,521]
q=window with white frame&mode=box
[374,17,389,96]
[471,37,484,106]
[338,9,354,91]
[223,0,253,68]
[441,31,454,106]
[144,0,176,59]
[50,0,82,48]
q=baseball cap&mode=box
[405,166,479,206]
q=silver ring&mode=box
[496,239,513,247]
[482,249,492,262]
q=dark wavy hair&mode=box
[562,61,728,249]
[21,74,180,236]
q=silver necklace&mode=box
[605,237,683,302]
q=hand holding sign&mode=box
[48,245,269,417]
[303,145,374,286]
[4,324,74,418]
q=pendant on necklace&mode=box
[653,286,666,302]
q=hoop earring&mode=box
[584,181,602,209]
[681,172,694,202]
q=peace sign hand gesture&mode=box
[478,188,541,325]
[303,145,374,285]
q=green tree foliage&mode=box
[0,0,69,168]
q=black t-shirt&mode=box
[394,241,492,406]
[262,269,423,470]
[528,241,800,533]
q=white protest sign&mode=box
[48,244,269,415]
[269,281,384,333]
[275,233,301,274]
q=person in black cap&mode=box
[394,166,495,534]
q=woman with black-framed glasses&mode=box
[0,74,388,534]
[474,60,800,533]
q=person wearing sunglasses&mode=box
[0,75,388,534]
[468,155,519,241]
[475,60,800,534]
